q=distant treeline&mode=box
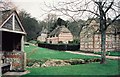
[18,10,120,41]
[19,10,86,41]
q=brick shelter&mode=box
[0,10,26,74]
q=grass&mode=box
[79,50,120,57]
[24,45,98,60]
[22,60,119,76]
[23,44,120,76]
[94,51,120,56]
[28,40,37,44]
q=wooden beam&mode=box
[0,28,26,35]
[15,13,26,34]
[21,36,24,51]
[12,13,15,31]
[0,53,2,76]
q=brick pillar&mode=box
[23,52,26,71]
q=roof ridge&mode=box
[49,25,71,36]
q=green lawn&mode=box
[24,45,98,60]
[94,51,120,56]
[22,60,119,76]
[23,44,119,76]
[28,40,37,44]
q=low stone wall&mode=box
[26,58,101,68]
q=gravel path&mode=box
[65,51,120,60]
[3,70,29,76]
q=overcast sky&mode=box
[12,0,67,21]
[12,0,120,21]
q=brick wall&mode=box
[47,32,73,44]
[80,34,120,52]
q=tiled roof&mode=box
[81,19,120,38]
[49,25,71,36]
[40,28,48,34]
[0,10,13,26]
[0,9,26,34]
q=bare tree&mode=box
[44,13,57,33]
[0,0,16,11]
[46,0,120,64]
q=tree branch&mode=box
[77,9,100,17]
[106,14,120,30]
[105,2,114,13]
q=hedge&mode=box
[38,43,80,51]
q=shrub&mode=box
[27,59,35,67]
[24,43,29,46]
[69,39,80,44]
[64,59,85,65]
[38,43,80,51]
[58,41,63,44]
[29,40,37,44]
[26,59,49,67]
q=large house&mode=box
[80,19,120,52]
[0,10,26,74]
[47,26,73,44]
[37,28,48,42]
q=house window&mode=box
[50,41,52,43]
[89,42,93,44]
[106,35,112,41]
[81,45,84,48]
[107,42,113,48]
[89,45,93,48]
[95,42,100,48]
[80,42,84,44]
[85,43,88,48]
[95,35,99,41]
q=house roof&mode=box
[0,10,13,25]
[86,18,100,25]
[80,19,120,38]
[40,27,48,34]
[0,9,26,35]
[49,25,71,36]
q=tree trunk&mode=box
[98,1,107,64]
[100,30,106,64]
